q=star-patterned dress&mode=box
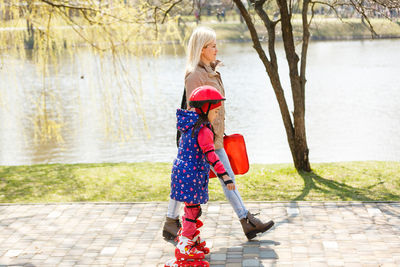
[170,109,227,204]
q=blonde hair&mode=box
[185,26,216,74]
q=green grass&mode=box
[237,161,400,201]
[0,161,399,203]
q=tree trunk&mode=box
[277,0,311,171]
[234,0,311,171]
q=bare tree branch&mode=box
[350,0,379,37]
[300,0,311,112]
[276,0,300,71]
[370,0,400,8]
[252,0,279,69]
[233,0,271,64]
[39,0,137,24]
[308,1,316,27]
[161,0,184,23]
[52,7,107,51]
[309,0,384,34]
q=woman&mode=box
[163,26,274,240]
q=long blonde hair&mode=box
[185,26,216,74]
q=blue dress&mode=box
[170,109,210,204]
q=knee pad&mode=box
[184,204,202,223]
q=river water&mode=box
[0,39,399,165]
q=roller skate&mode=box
[175,220,210,255]
[192,220,209,254]
[175,235,205,260]
[164,258,209,267]
[164,236,209,267]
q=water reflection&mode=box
[0,39,399,165]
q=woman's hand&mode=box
[222,174,235,191]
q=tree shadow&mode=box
[197,210,280,267]
[6,264,36,267]
[365,202,400,231]
[209,240,279,267]
[294,169,398,201]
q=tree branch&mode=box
[370,0,400,8]
[308,1,316,27]
[161,0,184,24]
[53,7,107,51]
[350,0,379,37]
[232,0,271,64]
[276,0,299,75]
[253,0,278,69]
[40,0,157,24]
[300,0,311,112]
[233,0,296,153]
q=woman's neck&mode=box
[200,59,211,67]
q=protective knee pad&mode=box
[184,203,201,223]
[181,203,202,239]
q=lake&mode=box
[0,39,399,165]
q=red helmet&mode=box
[189,86,225,115]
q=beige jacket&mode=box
[185,61,225,149]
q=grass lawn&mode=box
[0,161,399,203]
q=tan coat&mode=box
[185,61,225,149]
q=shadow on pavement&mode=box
[207,238,279,266]
[5,264,36,267]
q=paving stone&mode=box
[228,246,243,252]
[323,241,339,249]
[243,247,259,254]
[100,246,117,256]
[4,250,23,257]
[0,202,398,266]
[243,258,261,266]
[227,252,242,259]
[210,253,226,261]
[260,250,278,259]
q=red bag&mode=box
[209,134,249,178]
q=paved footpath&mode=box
[0,202,399,267]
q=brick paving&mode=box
[0,202,399,266]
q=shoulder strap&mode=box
[180,87,187,110]
[176,87,187,147]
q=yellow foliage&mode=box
[0,0,188,144]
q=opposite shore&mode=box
[208,18,400,42]
[1,18,400,50]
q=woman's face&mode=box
[201,40,217,63]
[207,106,221,123]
